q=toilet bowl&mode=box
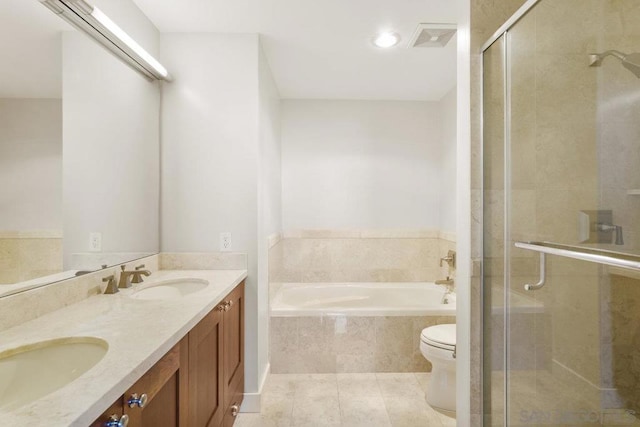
[420,324,456,412]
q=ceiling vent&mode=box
[407,23,457,48]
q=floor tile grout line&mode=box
[334,374,343,426]
[375,372,395,427]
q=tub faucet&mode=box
[435,276,454,286]
[118,265,151,289]
[436,276,455,293]
[440,250,456,268]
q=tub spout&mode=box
[435,277,454,286]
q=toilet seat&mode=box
[420,324,456,351]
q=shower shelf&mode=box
[515,241,640,271]
[627,190,640,196]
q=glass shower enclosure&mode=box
[482,1,640,425]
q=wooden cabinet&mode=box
[90,397,124,427]
[188,302,224,427]
[221,284,244,427]
[124,341,188,427]
[190,281,245,427]
[91,281,245,427]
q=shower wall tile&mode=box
[597,1,640,416]
[535,0,600,54]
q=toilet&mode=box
[420,324,456,412]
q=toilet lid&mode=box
[421,324,456,348]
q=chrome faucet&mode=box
[118,265,151,289]
[596,222,624,245]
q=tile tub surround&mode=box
[235,373,456,427]
[270,315,455,374]
[0,269,247,425]
[269,229,456,285]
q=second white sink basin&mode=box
[130,278,210,300]
[0,337,108,410]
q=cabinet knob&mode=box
[105,414,129,427]
[226,300,234,310]
[127,393,148,408]
[231,403,240,417]
[217,303,226,311]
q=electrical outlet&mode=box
[89,232,102,252]
[220,232,232,252]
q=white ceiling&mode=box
[0,0,70,98]
[132,0,458,101]
[1,0,457,101]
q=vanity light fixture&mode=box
[373,31,401,48]
[40,0,172,81]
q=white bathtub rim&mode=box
[270,307,457,317]
[270,281,456,317]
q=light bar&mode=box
[40,0,172,81]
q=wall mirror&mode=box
[0,0,161,297]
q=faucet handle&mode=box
[440,250,456,268]
[131,264,151,284]
[102,275,118,294]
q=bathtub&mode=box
[271,282,456,317]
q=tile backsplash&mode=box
[0,255,159,332]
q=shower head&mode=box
[589,50,640,78]
[622,53,640,78]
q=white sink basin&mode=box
[130,278,209,300]
[0,337,108,410]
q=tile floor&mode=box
[235,373,456,427]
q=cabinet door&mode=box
[90,397,125,427]
[124,340,188,427]
[223,281,245,420]
[189,304,225,427]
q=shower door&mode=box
[482,1,640,426]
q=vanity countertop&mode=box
[0,269,247,427]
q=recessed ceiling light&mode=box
[373,32,400,48]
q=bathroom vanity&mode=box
[0,269,247,426]
[91,281,244,427]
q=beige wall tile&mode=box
[0,254,159,331]
[268,231,456,296]
[159,252,247,270]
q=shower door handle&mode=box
[523,253,546,291]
